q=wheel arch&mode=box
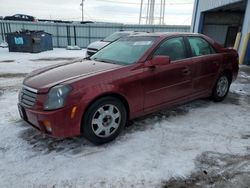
[221,69,233,83]
[80,92,130,134]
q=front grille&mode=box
[19,86,38,108]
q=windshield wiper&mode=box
[92,58,117,64]
[84,56,91,60]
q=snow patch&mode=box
[0,48,249,187]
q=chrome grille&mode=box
[19,86,38,107]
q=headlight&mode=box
[44,85,72,110]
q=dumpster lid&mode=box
[7,29,52,35]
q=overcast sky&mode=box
[0,0,194,25]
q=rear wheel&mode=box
[212,74,231,102]
[82,96,127,145]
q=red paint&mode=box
[18,33,239,138]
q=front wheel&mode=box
[82,96,127,145]
[212,74,231,102]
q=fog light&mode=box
[43,120,52,133]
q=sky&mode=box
[0,0,194,25]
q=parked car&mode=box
[80,21,94,24]
[4,14,37,22]
[86,31,144,56]
[18,33,239,145]
[0,16,3,20]
[38,19,72,24]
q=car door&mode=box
[143,37,194,112]
[187,36,222,93]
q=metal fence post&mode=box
[0,22,4,41]
[8,23,11,33]
[66,25,71,46]
[74,26,77,46]
[88,25,91,47]
[2,23,6,41]
[56,24,59,47]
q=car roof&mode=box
[14,14,33,17]
[129,32,203,38]
[115,31,147,34]
[125,32,221,50]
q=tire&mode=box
[82,96,127,145]
[212,74,231,102]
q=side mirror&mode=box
[147,55,170,67]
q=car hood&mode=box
[23,59,123,93]
[87,41,110,51]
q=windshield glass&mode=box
[91,36,157,65]
[103,32,131,42]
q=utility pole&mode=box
[139,0,143,24]
[159,0,165,24]
[148,0,155,24]
[139,0,166,25]
[80,0,85,22]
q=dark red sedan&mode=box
[18,33,239,144]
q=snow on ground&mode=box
[0,48,86,74]
[0,48,249,187]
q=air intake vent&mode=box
[19,86,38,107]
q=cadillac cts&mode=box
[18,33,239,144]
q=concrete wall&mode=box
[0,21,190,48]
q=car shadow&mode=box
[124,99,211,134]
[162,151,250,188]
[221,92,241,105]
[18,125,98,156]
[18,95,243,156]
[18,99,212,155]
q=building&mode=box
[191,0,250,65]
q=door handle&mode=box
[213,61,220,66]
[182,68,191,76]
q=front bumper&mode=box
[18,103,81,138]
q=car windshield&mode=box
[91,36,157,65]
[103,32,131,42]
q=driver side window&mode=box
[153,37,187,61]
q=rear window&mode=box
[187,37,216,57]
